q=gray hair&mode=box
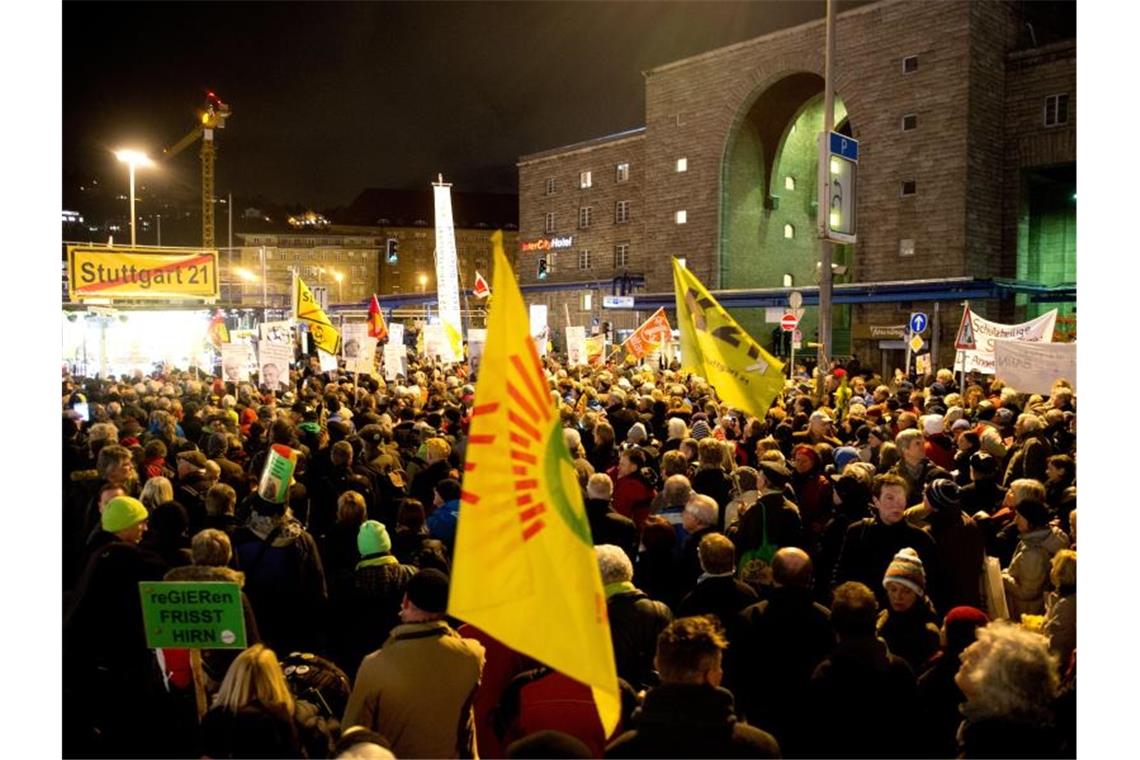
[664,474,692,507]
[895,427,924,450]
[596,544,634,584]
[685,494,718,527]
[1018,414,1044,433]
[140,476,174,510]
[586,473,613,501]
[1009,478,1046,505]
[960,621,1059,723]
[667,417,689,440]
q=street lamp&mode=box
[418,273,428,293]
[115,149,153,248]
[333,269,344,302]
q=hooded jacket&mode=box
[605,683,780,758]
[1003,525,1069,616]
[607,588,673,691]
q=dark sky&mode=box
[63,1,876,210]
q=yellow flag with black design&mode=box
[673,258,785,419]
[449,230,620,736]
[293,276,341,355]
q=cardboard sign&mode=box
[566,326,588,367]
[257,343,293,391]
[259,320,295,346]
[384,324,407,381]
[220,343,252,383]
[139,582,247,649]
[467,328,487,377]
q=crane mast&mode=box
[164,92,231,249]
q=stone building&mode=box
[517,0,1075,369]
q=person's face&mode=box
[118,520,147,544]
[887,582,918,612]
[262,363,280,388]
[618,455,636,478]
[109,458,136,486]
[903,438,925,465]
[955,639,987,698]
[874,485,908,524]
[224,362,240,381]
[1045,462,1062,483]
[809,418,828,437]
[793,450,814,474]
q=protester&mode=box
[915,606,989,758]
[597,544,673,691]
[876,548,941,673]
[677,533,758,626]
[1003,498,1070,617]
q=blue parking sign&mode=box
[909,312,929,334]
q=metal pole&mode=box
[932,301,941,370]
[128,163,137,248]
[228,192,233,251]
[817,0,836,386]
[260,246,268,320]
[156,214,162,247]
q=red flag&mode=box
[622,307,672,359]
[207,309,229,349]
[367,294,388,341]
[472,270,491,299]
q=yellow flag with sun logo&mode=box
[293,275,341,355]
[449,231,620,736]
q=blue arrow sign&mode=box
[909,312,929,334]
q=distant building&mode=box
[517,0,1075,369]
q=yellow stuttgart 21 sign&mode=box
[68,247,220,301]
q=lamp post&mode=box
[114,149,153,248]
[418,273,428,293]
[333,269,344,303]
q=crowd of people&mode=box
[61,350,1077,758]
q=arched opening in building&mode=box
[720,72,854,361]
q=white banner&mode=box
[467,328,487,377]
[958,309,1057,374]
[257,343,293,391]
[317,348,339,373]
[383,323,406,381]
[221,343,253,383]
[346,337,378,375]
[432,180,464,350]
[566,325,588,366]
[259,320,295,346]
[422,323,453,362]
[994,339,1076,395]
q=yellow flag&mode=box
[673,258,785,419]
[293,276,341,355]
[450,230,620,735]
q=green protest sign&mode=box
[139,581,247,649]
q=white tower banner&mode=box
[432,176,464,361]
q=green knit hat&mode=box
[357,520,392,556]
[102,496,149,533]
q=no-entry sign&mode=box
[781,313,799,332]
[139,581,247,649]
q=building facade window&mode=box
[545,177,556,195]
[784,176,796,191]
[614,243,629,268]
[899,238,916,257]
[902,113,918,131]
[675,209,687,224]
[784,223,795,239]
[580,292,593,311]
[900,180,917,196]
[547,252,557,272]
[616,163,630,183]
[676,157,688,173]
[579,206,592,228]
[615,200,630,224]
[579,249,591,270]
[580,170,592,189]
[902,55,918,73]
[545,212,555,233]
[1044,94,1069,127]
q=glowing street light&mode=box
[333,269,344,302]
[234,267,258,282]
[417,273,428,293]
[115,149,154,247]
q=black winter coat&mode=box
[605,683,780,759]
[833,516,939,610]
[677,575,758,630]
[607,589,673,691]
[585,498,639,561]
[691,468,734,532]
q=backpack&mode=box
[738,500,777,588]
[280,651,351,721]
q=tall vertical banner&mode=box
[432,177,465,360]
[383,323,407,381]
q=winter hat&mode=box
[943,606,989,652]
[922,415,944,436]
[357,520,392,556]
[627,422,648,444]
[758,460,792,488]
[994,407,1015,425]
[691,419,711,440]
[930,382,948,398]
[102,496,149,533]
[951,418,972,433]
[925,478,961,511]
[833,446,859,473]
[809,410,832,425]
[883,547,926,596]
[406,568,450,613]
[969,451,998,476]
[1015,498,1051,529]
[793,444,820,466]
[205,432,228,459]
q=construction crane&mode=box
[164,91,231,249]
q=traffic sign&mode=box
[818,131,858,244]
[909,312,929,334]
[602,295,635,309]
[780,313,799,332]
[909,334,924,353]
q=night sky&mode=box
[63,1,875,211]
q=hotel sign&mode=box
[520,235,573,252]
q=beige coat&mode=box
[343,620,485,759]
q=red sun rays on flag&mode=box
[463,338,555,542]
